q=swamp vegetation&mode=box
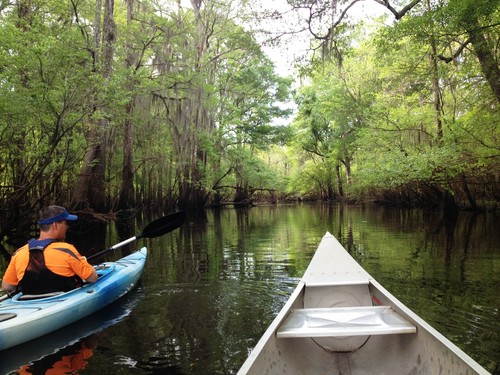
[0,0,498,243]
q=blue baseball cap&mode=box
[38,208,78,225]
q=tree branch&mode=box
[372,0,423,20]
[437,38,472,63]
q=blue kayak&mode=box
[0,248,147,351]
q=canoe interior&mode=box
[238,233,489,375]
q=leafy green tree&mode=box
[0,0,94,232]
[0,0,294,223]
[437,0,500,101]
[282,0,498,208]
[288,26,376,200]
[215,49,292,203]
[351,3,499,208]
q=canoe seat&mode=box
[277,306,416,338]
[18,291,65,300]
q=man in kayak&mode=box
[1,205,98,295]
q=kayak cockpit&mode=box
[93,263,114,279]
[18,292,65,301]
[0,313,16,322]
[9,264,116,303]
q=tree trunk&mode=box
[461,174,479,210]
[12,0,31,199]
[442,187,458,214]
[74,143,107,210]
[335,164,344,198]
[173,1,212,211]
[427,0,443,141]
[118,100,136,210]
[342,157,351,184]
[73,0,115,211]
[467,19,500,102]
[233,160,250,203]
[118,0,136,210]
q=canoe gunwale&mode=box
[237,281,306,374]
[368,277,490,374]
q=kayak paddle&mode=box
[0,291,16,302]
[87,211,185,262]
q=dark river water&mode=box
[0,203,498,374]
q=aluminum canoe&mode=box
[0,248,147,351]
[238,233,490,375]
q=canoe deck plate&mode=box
[277,306,416,338]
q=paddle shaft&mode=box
[0,291,16,302]
[87,236,139,261]
[87,211,185,262]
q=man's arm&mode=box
[1,280,16,292]
[84,269,98,283]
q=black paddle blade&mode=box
[139,211,186,239]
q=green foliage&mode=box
[0,0,498,216]
[287,30,379,199]
[285,0,499,207]
[0,0,294,215]
[0,0,96,210]
[217,53,293,148]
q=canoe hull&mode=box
[238,233,489,375]
[0,248,147,351]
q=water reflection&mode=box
[0,204,498,374]
[16,335,97,375]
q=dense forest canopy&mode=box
[0,0,498,238]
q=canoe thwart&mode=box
[277,305,416,338]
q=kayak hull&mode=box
[0,248,147,351]
[237,233,489,375]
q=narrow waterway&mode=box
[0,204,498,374]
